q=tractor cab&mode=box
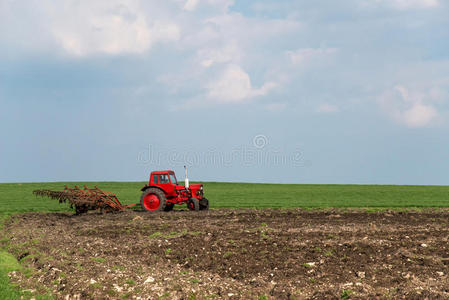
[147,170,178,198]
[150,171,177,185]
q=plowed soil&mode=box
[3,209,449,299]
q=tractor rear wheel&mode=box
[140,188,166,212]
[187,198,200,211]
[199,198,209,210]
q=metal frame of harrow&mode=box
[33,185,136,214]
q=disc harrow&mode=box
[33,185,136,214]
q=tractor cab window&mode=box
[158,174,169,184]
[152,174,158,184]
[169,173,177,185]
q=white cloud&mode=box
[317,104,339,113]
[148,7,298,106]
[183,0,200,11]
[401,103,438,127]
[287,48,337,65]
[369,0,439,9]
[173,14,299,104]
[197,42,241,67]
[379,85,440,128]
[50,1,180,56]
[1,0,181,57]
[201,14,301,50]
[207,64,277,103]
[182,0,234,12]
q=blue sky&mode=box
[1,0,449,184]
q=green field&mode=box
[1,182,449,214]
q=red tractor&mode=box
[140,167,209,212]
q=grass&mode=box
[341,289,354,299]
[90,257,106,263]
[1,182,449,213]
[0,251,22,300]
[0,214,23,300]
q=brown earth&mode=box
[2,209,449,299]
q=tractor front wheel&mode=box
[187,198,200,211]
[140,188,166,212]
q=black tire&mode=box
[199,198,209,210]
[187,198,200,211]
[164,203,174,212]
[140,188,166,212]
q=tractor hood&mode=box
[176,184,202,191]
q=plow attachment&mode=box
[33,186,136,214]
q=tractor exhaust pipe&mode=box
[184,166,189,189]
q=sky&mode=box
[1,0,449,184]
